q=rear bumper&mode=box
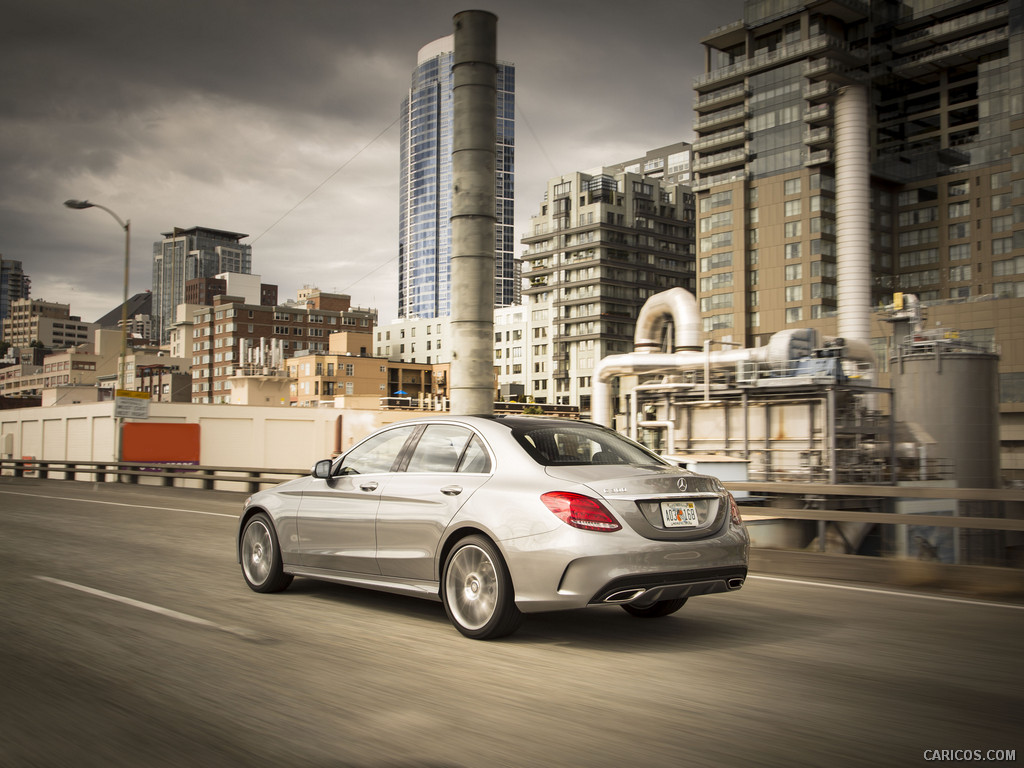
[500,524,749,613]
[589,565,747,605]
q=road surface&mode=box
[1,478,1020,767]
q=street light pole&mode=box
[64,199,131,468]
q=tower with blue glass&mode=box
[399,35,516,319]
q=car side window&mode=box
[458,435,491,474]
[405,425,474,473]
[337,425,417,475]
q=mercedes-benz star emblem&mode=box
[677,477,688,492]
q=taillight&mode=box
[728,493,743,526]
[541,492,622,532]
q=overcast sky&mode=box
[0,0,745,326]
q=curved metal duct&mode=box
[633,287,702,353]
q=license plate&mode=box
[661,501,698,528]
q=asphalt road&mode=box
[1,478,1021,768]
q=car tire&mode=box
[240,512,293,593]
[621,597,687,618]
[442,535,521,640]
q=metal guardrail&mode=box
[2,458,1021,534]
[0,458,307,494]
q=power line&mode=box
[517,102,558,176]
[250,115,400,245]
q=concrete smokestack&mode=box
[834,84,872,343]
[449,9,497,416]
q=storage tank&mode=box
[890,337,1000,489]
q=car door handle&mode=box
[440,485,463,496]
[359,481,378,492]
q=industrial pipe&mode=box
[593,347,765,428]
[633,286,702,353]
[835,84,872,344]
[449,10,498,415]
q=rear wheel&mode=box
[621,597,687,618]
[442,535,521,640]
[240,512,293,593]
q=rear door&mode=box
[375,424,493,581]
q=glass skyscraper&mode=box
[398,35,516,319]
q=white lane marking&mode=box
[0,489,237,518]
[35,576,261,640]
[748,574,1024,611]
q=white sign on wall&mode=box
[114,389,151,420]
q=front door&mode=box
[296,424,418,574]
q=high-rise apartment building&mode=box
[152,227,252,344]
[0,257,30,328]
[692,0,1023,349]
[398,35,516,319]
[521,160,697,413]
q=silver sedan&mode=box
[238,415,748,639]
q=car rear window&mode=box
[512,425,668,467]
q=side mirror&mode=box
[312,459,333,479]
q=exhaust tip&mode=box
[727,578,744,590]
[603,588,647,604]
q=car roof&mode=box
[436,414,604,432]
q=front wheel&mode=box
[621,597,687,618]
[442,536,521,640]
[240,512,293,593]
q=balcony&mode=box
[694,83,748,112]
[805,149,832,166]
[891,28,1009,78]
[694,34,851,92]
[693,148,748,173]
[692,127,748,153]
[804,103,831,124]
[804,126,832,146]
[804,56,865,85]
[803,81,834,102]
[694,104,748,132]
[692,169,748,193]
[892,4,1009,53]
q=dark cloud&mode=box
[0,0,744,324]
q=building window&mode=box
[948,201,970,218]
[949,265,972,282]
[701,313,733,331]
[949,244,971,261]
[992,237,1014,256]
[699,252,733,271]
[700,294,733,311]
[947,179,969,196]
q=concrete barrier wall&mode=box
[1,402,428,471]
